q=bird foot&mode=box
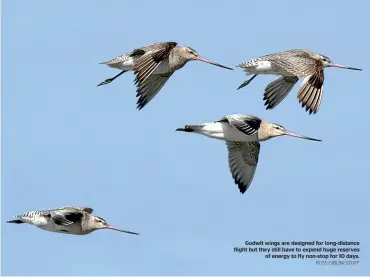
[97,78,113,87]
[237,80,252,90]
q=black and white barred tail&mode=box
[176,124,205,132]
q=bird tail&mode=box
[263,76,299,109]
[176,124,205,132]
[7,219,24,224]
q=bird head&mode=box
[264,123,321,142]
[316,53,362,71]
[315,54,333,67]
[178,46,233,70]
[91,216,139,235]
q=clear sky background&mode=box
[1,0,370,276]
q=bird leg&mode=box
[97,70,127,87]
[237,74,258,90]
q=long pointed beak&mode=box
[107,226,139,235]
[328,63,362,71]
[284,130,321,142]
[194,56,233,70]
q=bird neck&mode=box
[257,121,273,141]
[81,215,96,233]
[169,48,188,71]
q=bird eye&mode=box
[187,48,196,55]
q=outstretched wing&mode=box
[297,68,324,114]
[136,72,174,110]
[220,114,262,136]
[226,141,260,194]
[263,76,299,109]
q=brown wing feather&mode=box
[297,66,324,114]
[133,42,177,86]
[57,206,94,214]
[226,141,260,194]
[130,49,145,57]
[136,73,174,110]
[266,50,318,77]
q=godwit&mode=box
[7,206,139,235]
[176,114,321,194]
[97,42,233,110]
[237,49,362,114]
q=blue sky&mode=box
[1,0,370,275]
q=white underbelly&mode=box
[38,222,81,234]
[245,61,292,75]
[198,122,257,142]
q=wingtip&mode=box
[238,187,247,194]
[265,105,273,110]
[175,128,185,132]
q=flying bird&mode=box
[237,49,362,114]
[176,114,321,194]
[7,206,139,235]
[98,42,233,110]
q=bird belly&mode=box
[245,61,291,75]
[197,122,256,142]
[38,222,82,234]
[33,217,59,232]
[222,125,258,142]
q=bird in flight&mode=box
[237,49,362,114]
[7,206,139,235]
[98,42,233,110]
[176,114,321,194]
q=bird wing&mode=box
[226,141,260,194]
[267,51,320,77]
[220,114,262,136]
[50,210,84,226]
[263,76,299,109]
[56,206,93,213]
[297,68,324,114]
[136,72,174,110]
[133,42,177,85]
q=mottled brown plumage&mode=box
[7,206,139,236]
[98,42,233,110]
[237,49,362,114]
